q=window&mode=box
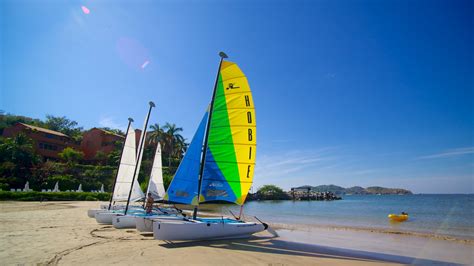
[45,133,56,139]
[39,142,58,151]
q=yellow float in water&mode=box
[388,214,408,222]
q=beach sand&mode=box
[0,201,472,265]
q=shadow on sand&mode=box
[158,235,460,265]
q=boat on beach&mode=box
[112,143,182,228]
[90,117,145,224]
[153,52,272,240]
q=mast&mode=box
[108,117,134,210]
[125,101,155,215]
[193,51,228,219]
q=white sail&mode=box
[128,116,148,202]
[112,126,144,201]
[77,184,83,192]
[100,184,105,193]
[146,143,165,200]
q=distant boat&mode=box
[99,184,104,193]
[77,184,83,192]
[153,52,273,240]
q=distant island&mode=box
[292,185,413,195]
[247,184,412,202]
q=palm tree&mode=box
[0,133,38,165]
[162,122,183,168]
[148,123,164,146]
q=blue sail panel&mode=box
[200,147,238,203]
[164,111,208,205]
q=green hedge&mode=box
[0,191,111,201]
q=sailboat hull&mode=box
[153,219,265,240]
[112,215,137,229]
[88,209,105,218]
[135,215,185,232]
[95,212,121,224]
[135,216,155,232]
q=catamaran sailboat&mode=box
[87,118,144,219]
[153,52,271,240]
[94,119,147,224]
[112,143,181,228]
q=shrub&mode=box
[0,191,111,201]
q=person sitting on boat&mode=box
[401,212,408,215]
[145,193,154,214]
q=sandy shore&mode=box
[0,201,472,265]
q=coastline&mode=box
[1,201,472,265]
[268,222,474,245]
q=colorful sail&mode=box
[146,143,165,200]
[164,111,209,205]
[200,61,256,205]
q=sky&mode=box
[1,0,472,193]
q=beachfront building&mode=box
[2,122,81,160]
[81,128,124,161]
[81,128,142,162]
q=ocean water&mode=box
[202,194,474,239]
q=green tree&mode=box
[148,123,164,145]
[106,141,123,166]
[257,184,290,200]
[58,147,84,166]
[0,113,46,134]
[44,115,83,141]
[94,151,107,165]
[162,123,184,168]
[0,134,40,188]
[98,127,124,136]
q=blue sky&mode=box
[1,0,472,193]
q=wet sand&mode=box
[0,201,472,265]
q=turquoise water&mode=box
[204,194,474,239]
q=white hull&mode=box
[88,209,106,218]
[153,219,266,240]
[95,211,121,224]
[89,204,127,218]
[135,215,184,232]
[136,216,155,232]
[99,204,125,210]
[112,215,137,229]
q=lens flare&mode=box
[141,60,150,69]
[116,37,150,69]
[81,6,90,15]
